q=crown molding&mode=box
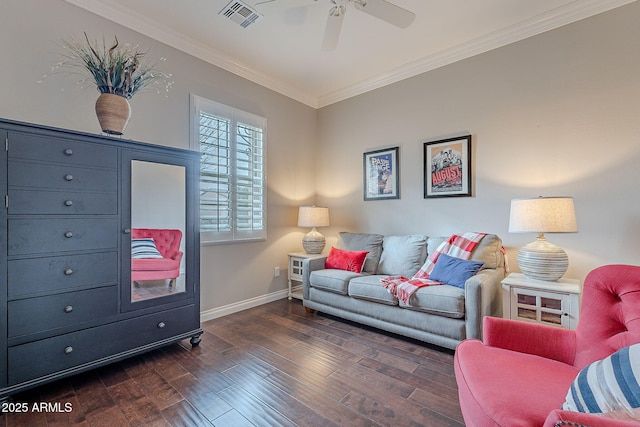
[65,0,636,109]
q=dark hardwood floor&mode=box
[0,299,464,426]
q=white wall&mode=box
[316,2,640,282]
[0,0,318,314]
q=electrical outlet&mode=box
[274,267,280,277]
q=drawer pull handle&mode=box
[123,228,131,234]
[64,268,73,276]
[64,200,73,206]
[64,346,73,354]
[64,231,74,238]
[64,174,74,181]
[64,305,73,313]
[64,148,73,156]
[157,322,166,329]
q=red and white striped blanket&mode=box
[381,232,487,304]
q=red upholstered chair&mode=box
[131,228,183,287]
[454,264,640,427]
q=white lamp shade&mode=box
[298,206,330,228]
[509,197,577,233]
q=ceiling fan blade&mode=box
[354,0,415,28]
[254,0,317,13]
[322,9,344,51]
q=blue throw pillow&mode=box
[428,253,484,288]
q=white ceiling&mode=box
[64,0,635,108]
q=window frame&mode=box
[189,94,267,245]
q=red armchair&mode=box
[454,264,640,427]
[131,228,183,287]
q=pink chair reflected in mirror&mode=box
[131,228,183,287]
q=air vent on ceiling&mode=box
[220,0,262,28]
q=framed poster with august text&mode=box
[424,135,471,198]
[363,147,399,201]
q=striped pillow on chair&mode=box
[563,343,640,420]
[131,238,163,259]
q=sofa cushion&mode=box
[468,234,503,269]
[563,343,640,420]
[337,232,384,274]
[348,275,399,305]
[377,235,428,277]
[427,237,446,258]
[429,254,484,289]
[400,285,466,318]
[325,247,369,273]
[309,269,363,295]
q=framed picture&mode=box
[363,147,400,201]
[424,135,472,198]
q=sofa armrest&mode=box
[483,316,577,365]
[302,256,327,300]
[543,409,640,427]
[463,268,504,340]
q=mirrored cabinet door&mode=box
[121,150,198,312]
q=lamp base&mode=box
[302,228,325,254]
[517,235,568,281]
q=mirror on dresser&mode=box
[130,160,186,302]
[121,151,196,312]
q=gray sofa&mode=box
[302,232,506,350]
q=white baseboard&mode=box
[200,289,290,323]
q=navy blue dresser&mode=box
[0,118,201,399]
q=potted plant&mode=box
[58,32,172,135]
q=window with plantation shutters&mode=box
[190,95,266,243]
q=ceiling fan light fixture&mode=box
[329,0,347,16]
[329,5,346,16]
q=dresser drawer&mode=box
[8,218,118,256]
[8,252,118,299]
[8,131,117,168]
[9,161,117,192]
[8,189,117,215]
[8,305,198,385]
[8,286,118,338]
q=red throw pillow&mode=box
[325,247,369,273]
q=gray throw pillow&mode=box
[377,235,428,277]
[337,232,384,274]
[468,234,503,269]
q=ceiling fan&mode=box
[255,0,416,51]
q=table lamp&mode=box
[508,196,577,281]
[298,206,330,254]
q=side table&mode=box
[288,252,325,300]
[501,272,581,329]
